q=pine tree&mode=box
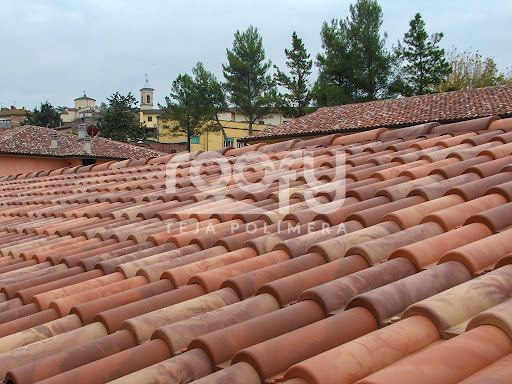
[395,13,452,95]
[193,62,229,143]
[346,0,392,101]
[160,62,226,151]
[313,0,392,106]
[99,92,145,142]
[25,101,61,128]
[223,26,276,135]
[274,32,313,118]
[313,19,353,106]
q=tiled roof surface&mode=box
[0,109,27,117]
[0,116,512,383]
[74,96,96,101]
[244,85,512,141]
[0,125,166,159]
[140,109,163,114]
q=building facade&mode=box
[0,125,166,177]
[60,94,100,123]
[138,79,291,151]
[0,107,28,129]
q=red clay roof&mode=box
[0,116,512,383]
[243,85,512,141]
[0,125,166,159]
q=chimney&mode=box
[50,132,58,149]
[84,135,92,154]
[78,124,86,140]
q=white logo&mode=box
[166,149,347,222]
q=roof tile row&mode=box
[1,115,512,383]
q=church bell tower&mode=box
[140,75,154,110]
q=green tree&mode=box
[98,92,145,142]
[347,0,392,101]
[160,62,226,151]
[394,13,452,96]
[223,25,277,135]
[55,106,67,114]
[435,48,511,92]
[313,19,353,106]
[274,32,313,118]
[314,0,392,105]
[25,101,61,128]
[194,62,229,143]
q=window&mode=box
[82,159,96,166]
[148,116,153,122]
[237,141,245,148]
[146,95,151,104]
[258,120,265,125]
[224,138,234,147]
[191,136,200,144]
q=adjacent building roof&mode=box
[74,95,96,101]
[0,108,27,117]
[0,116,512,383]
[135,140,187,154]
[243,85,512,142]
[140,108,164,114]
[0,125,166,159]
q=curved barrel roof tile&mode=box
[0,114,512,383]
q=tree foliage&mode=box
[98,92,145,142]
[435,48,512,92]
[25,101,61,128]
[194,62,229,142]
[313,19,353,106]
[394,13,452,96]
[160,62,226,151]
[313,0,392,106]
[274,32,313,118]
[223,25,276,135]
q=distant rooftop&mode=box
[243,85,512,141]
[74,93,96,101]
[0,125,166,159]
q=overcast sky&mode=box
[1,0,511,110]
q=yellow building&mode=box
[61,94,100,123]
[157,119,269,152]
[139,109,160,139]
[138,80,290,150]
[138,78,160,139]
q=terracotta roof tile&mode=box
[0,125,165,159]
[283,315,440,384]
[357,324,512,384]
[347,261,471,326]
[243,86,512,141]
[1,114,512,383]
[457,353,512,384]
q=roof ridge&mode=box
[243,85,512,141]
